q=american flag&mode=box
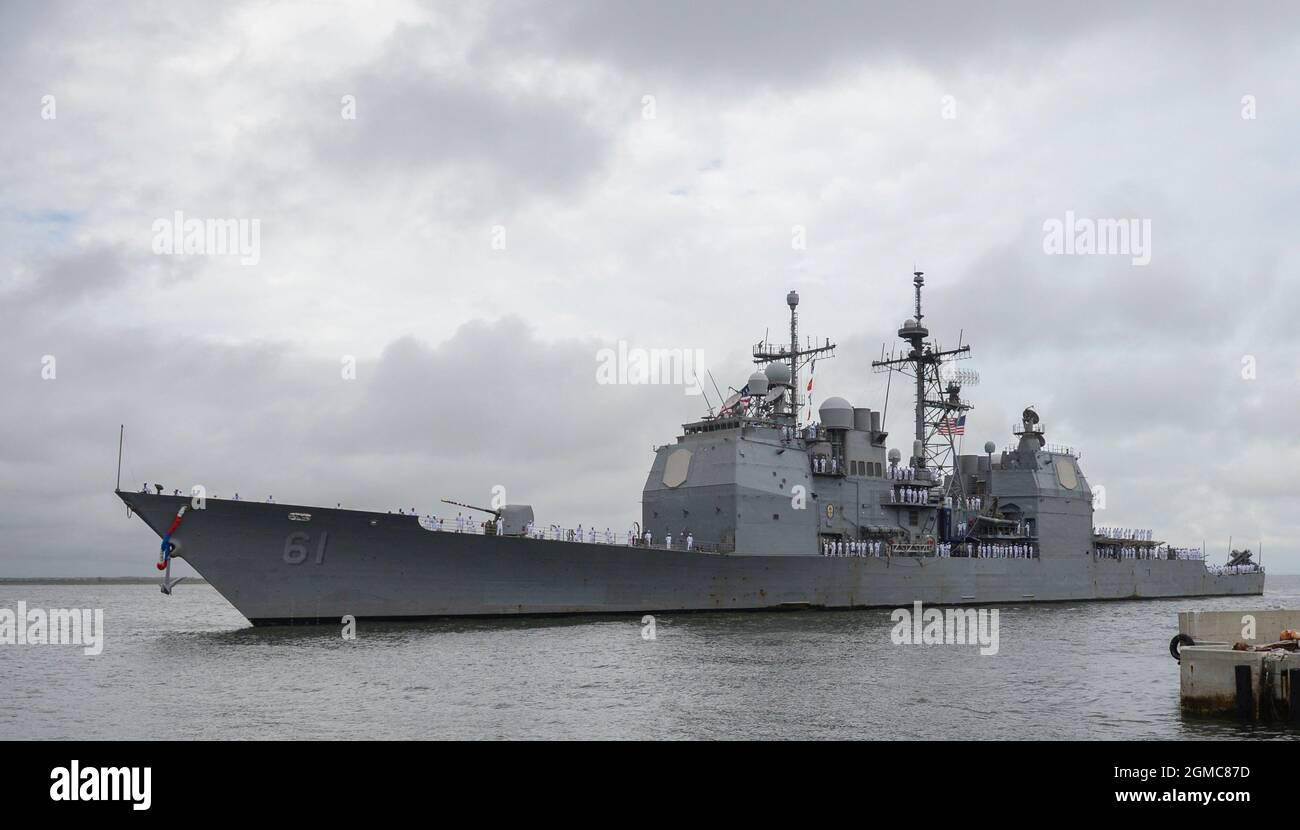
[937,414,966,436]
[801,359,816,426]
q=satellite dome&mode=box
[904,318,916,328]
[984,441,997,454]
[747,371,769,395]
[888,448,902,463]
[819,396,854,430]
[786,290,800,308]
[764,362,791,385]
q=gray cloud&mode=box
[481,0,1300,87]
[2,1,1298,578]
[306,22,613,215]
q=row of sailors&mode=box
[429,516,705,550]
[822,539,885,557]
[1097,527,1152,541]
[422,514,501,534]
[943,495,983,511]
[890,486,930,504]
[887,465,937,482]
[968,542,1036,558]
[1208,563,1262,575]
[812,455,839,474]
[1105,546,1160,560]
[820,540,1038,558]
[638,531,695,550]
[1100,546,1204,560]
[528,523,626,545]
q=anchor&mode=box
[156,505,189,594]
[159,556,185,595]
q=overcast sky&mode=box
[3,1,1298,576]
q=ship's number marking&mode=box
[283,530,328,565]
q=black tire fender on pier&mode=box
[1169,633,1194,662]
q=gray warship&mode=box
[118,273,1264,624]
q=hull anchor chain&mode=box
[157,505,189,594]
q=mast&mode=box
[872,272,973,481]
[115,424,124,492]
[789,290,800,411]
[752,290,836,422]
[913,272,925,456]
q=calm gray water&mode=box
[4,577,1300,740]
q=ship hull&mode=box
[120,493,1265,625]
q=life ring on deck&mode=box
[1169,633,1194,662]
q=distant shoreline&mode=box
[0,577,208,585]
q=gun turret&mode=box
[440,498,500,517]
[440,498,535,536]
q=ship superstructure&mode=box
[642,274,1094,563]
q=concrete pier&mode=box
[1176,610,1300,719]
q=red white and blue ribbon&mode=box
[157,505,188,570]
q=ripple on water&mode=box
[3,579,1300,739]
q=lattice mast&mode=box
[751,290,836,421]
[871,272,975,485]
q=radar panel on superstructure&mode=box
[1055,458,1079,490]
[663,448,692,488]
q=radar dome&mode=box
[747,371,769,395]
[984,441,997,454]
[888,448,902,463]
[764,362,791,386]
[819,396,854,430]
